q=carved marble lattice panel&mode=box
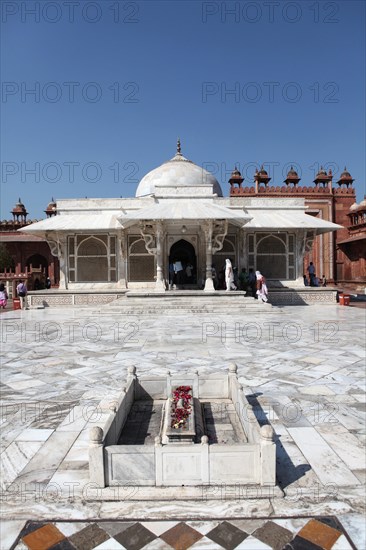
[75,295,118,305]
[257,255,287,279]
[269,291,337,305]
[29,295,73,306]
[129,256,155,282]
[77,258,109,282]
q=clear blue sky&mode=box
[1,0,365,219]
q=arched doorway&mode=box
[26,254,48,289]
[169,239,197,287]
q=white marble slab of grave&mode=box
[162,386,196,444]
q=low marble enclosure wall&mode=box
[105,438,274,487]
[134,371,230,401]
[27,290,126,307]
[269,288,337,305]
[89,365,276,488]
[89,376,135,488]
[28,288,337,307]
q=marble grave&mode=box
[89,365,279,493]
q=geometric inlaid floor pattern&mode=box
[12,516,356,549]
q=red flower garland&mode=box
[171,386,192,429]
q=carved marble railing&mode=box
[89,365,277,490]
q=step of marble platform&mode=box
[106,295,272,314]
[26,290,276,310]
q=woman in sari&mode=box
[256,271,268,302]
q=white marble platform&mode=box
[0,303,365,543]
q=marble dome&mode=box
[135,147,223,197]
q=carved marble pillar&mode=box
[203,221,214,291]
[155,221,165,291]
[47,233,67,289]
[117,232,127,288]
[203,220,228,291]
[140,221,166,291]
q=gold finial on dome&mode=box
[177,137,181,155]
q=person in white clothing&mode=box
[256,271,268,302]
[225,259,237,291]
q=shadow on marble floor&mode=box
[247,393,312,490]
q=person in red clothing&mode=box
[256,271,269,302]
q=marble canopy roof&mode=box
[242,207,343,235]
[18,212,122,235]
[19,200,342,237]
[116,199,252,228]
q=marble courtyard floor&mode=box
[0,303,365,549]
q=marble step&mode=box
[106,297,272,313]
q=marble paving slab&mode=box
[288,427,361,486]
[315,423,366,471]
[0,441,44,491]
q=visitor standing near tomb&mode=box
[225,259,237,291]
[248,268,257,297]
[0,283,8,309]
[212,265,217,289]
[16,280,27,308]
[303,274,309,286]
[174,259,184,287]
[233,266,239,289]
[46,277,51,289]
[239,268,249,291]
[256,271,269,302]
[218,268,225,289]
[169,262,174,289]
[307,262,316,286]
[322,275,327,287]
[185,262,193,283]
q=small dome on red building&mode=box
[45,198,57,217]
[11,198,28,221]
[12,198,26,214]
[258,166,268,176]
[313,166,331,185]
[314,167,327,178]
[231,167,241,177]
[284,166,301,186]
[255,165,271,185]
[229,167,244,187]
[337,167,354,187]
[341,168,351,178]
